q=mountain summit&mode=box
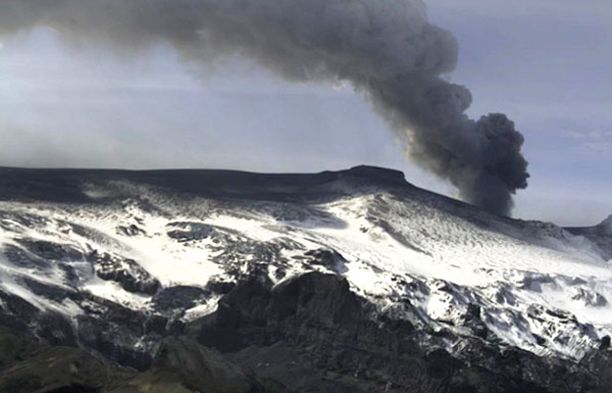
[0,166,610,392]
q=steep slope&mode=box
[0,166,611,391]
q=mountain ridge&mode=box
[0,166,611,392]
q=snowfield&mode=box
[0,166,610,361]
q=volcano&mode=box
[0,166,610,392]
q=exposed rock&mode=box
[600,335,611,351]
[152,286,210,313]
[304,248,348,273]
[116,224,146,237]
[88,251,160,295]
[189,272,602,393]
[15,239,84,262]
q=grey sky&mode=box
[0,0,611,225]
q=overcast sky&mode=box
[0,0,611,225]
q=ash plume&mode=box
[0,0,529,214]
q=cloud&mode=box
[0,0,529,214]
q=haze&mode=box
[0,0,611,225]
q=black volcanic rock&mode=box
[152,286,210,313]
[463,303,491,339]
[187,272,605,393]
[16,239,84,262]
[88,251,160,295]
[304,248,348,273]
[600,335,611,351]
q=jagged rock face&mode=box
[88,251,161,295]
[192,272,610,393]
[0,167,611,392]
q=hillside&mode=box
[0,166,611,392]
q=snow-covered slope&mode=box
[0,166,610,362]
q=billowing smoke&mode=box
[0,0,529,214]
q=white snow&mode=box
[0,184,611,359]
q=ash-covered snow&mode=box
[0,167,610,361]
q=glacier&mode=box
[0,165,610,369]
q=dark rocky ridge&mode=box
[2,272,612,392]
[189,272,612,393]
[0,166,407,204]
[0,271,603,391]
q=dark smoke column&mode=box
[0,0,529,214]
[369,75,529,214]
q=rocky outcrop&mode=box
[88,251,161,295]
[188,272,608,393]
[1,270,611,393]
